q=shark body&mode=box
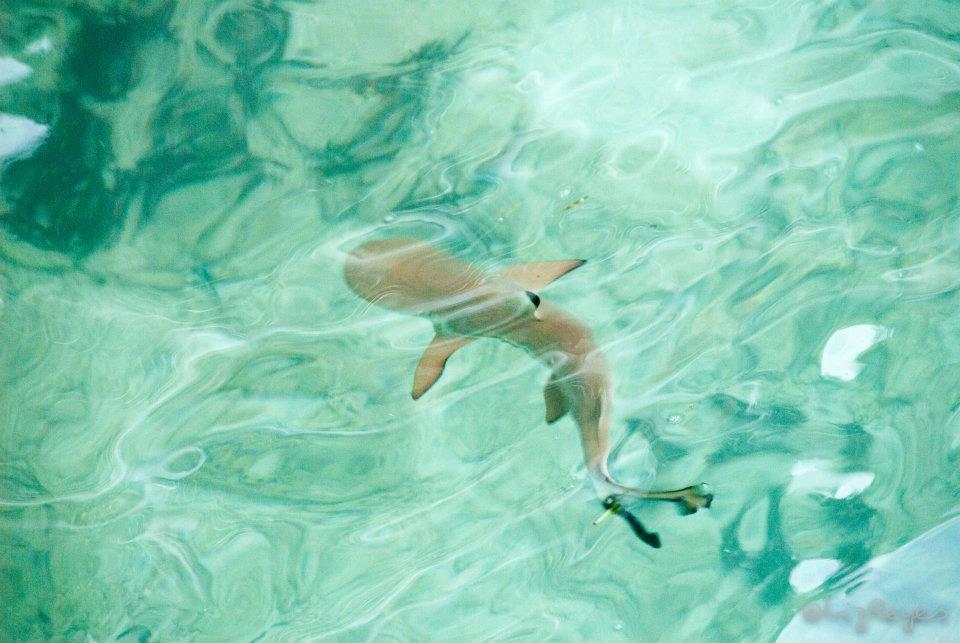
[344,237,711,514]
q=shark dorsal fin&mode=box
[412,334,474,399]
[497,259,586,292]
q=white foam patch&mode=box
[834,472,875,499]
[821,324,891,381]
[0,56,32,87]
[790,558,841,593]
[25,36,54,55]
[0,113,49,164]
[788,459,875,499]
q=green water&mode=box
[2,1,959,641]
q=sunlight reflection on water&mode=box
[2,1,960,641]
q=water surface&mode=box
[2,1,959,641]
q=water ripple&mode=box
[2,0,960,641]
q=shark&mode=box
[344,237,711,542]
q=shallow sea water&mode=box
[2,1,960,641]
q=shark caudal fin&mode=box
[497,259,586,292]
[411,334,474,399]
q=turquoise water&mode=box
[2,1,960,641]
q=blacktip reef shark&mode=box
[344,237,712,547]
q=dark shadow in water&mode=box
[1,2,472,260]
[836,421,872,464]
[69,6,173,101]
[138,85,258,223]
[720,486,794,607]
[707,394,805,464]
[820,495,880,570]
[0,100,123,257]
[307,37,469,181]
[0,4,172,257]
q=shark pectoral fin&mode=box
[411,335,474,400]
[497,259,586,292]
[543,380,568,424]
